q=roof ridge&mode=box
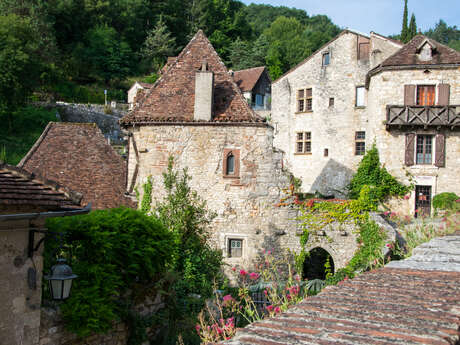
[17,122,53,168]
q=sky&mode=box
[241,0,460,37]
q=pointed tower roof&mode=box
[120,30,265,126]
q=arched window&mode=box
[223,148,240,178]
[226,152,235,175]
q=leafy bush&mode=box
[44,208,175,337]
[348,144,410,201]
[432,192,459,211]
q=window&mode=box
[228,239,242,258]
[297,88,312,112]
[223,149,240,177]
[355,131,365,155]
[296,132,311,154]
[329,98,334,107]
[324,148,329,157]
[416,85,435,106]
[416,135,433,164]
[255,94,264,106]
[322,52,330,66]
[356,86,365,107]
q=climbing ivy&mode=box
[348,144,411,201]
[140,175,153,213]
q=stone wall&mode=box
[367,68,460,215]
[127,124,300,273]
[0,216,45,345]
[49,103,127,144]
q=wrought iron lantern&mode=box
[44,258,77,300]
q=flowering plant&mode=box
[196,249,307,343]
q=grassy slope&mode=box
[0,106,56,165]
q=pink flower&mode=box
[267,250,272,255]
[266,305,274,312]
[239,269,247,276]
[294,274,301,282]
[274,306,281,313]
[249,272,260,280]
[231,267,236,272]
[223,294,233,302]
[384,211,390,216]
[263,289,268,295]
[390,212,396,217]
[195,325,200,333]
[404,194,410,200]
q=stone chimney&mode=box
[194,61,214,121]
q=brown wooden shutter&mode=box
[437,84,450,105]
[435,134,446,167]
[405,133,415,166]
[404,85,416,105]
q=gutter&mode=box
[0,203,92,222]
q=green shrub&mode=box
[432,192,459,210]
[44,208,175,337]
[348,144,410,201]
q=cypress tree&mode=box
[408,13,417,41]
[401,0,409,43]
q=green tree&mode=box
[408,14,417,40]
[229,38,251,70]
[141,17,176,72]
[0,14,44,130]
[400,0,409,43]
[264,16,309,79]
[425,20,460,51]
[84,24,133,83]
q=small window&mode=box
[255,94,264,106]
[324,148,329,157]
[329,98,334,107]
[356,86,365,107]
[228,239,242,258]
[416,135,433,164]
[297,88,312,112]
[322,52,330,66]
[355,131,365,155]
[296,132,311,153]
[223,149,240,177]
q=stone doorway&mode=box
[302,247,335,280]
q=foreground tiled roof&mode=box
[233,67,267,92]
[0,163,81,209]
[226,234,460,345]
[380,35,460,67]
[120,30,264,125]
[138,82,153,89]
[18,122,135,210]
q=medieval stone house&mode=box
[120,31,307,270]
[272,30,459,216]
[128,81,153,110]
[233,66,272,112]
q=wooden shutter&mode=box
[437,84,450,106]
[404,85,416,105]
[405,133,415,166]
[435,134,445,167]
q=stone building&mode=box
[120,30,302,271]
[18,122,135,210]
[127,81,153,110]
[271,31,459,216]
[0,163,88,345]
[233,66,272,113]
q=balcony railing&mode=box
[386,105,460,130]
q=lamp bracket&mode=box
[28,229,48,258]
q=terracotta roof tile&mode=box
[380,34,460,67]
[0,163,81,209]
[138,82,153,89]
[233,67,268,92]
[225,268,460,344]
[120,30,264,125]
[18,122,135,210]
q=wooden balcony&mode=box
[386,105,460,130]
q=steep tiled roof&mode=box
[225,267,460,345]
[0,163,81,209]
[120,30,264,125]
[138,82,153,89]
[380,35,460,67]
[18,122,135,210]
[233,67,267,92]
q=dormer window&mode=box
[223,149,240,178]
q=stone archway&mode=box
[302,247,335,280]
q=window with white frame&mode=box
[228,239,243,257]
[356,86,365,107]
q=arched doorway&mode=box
[303,247,335,280]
